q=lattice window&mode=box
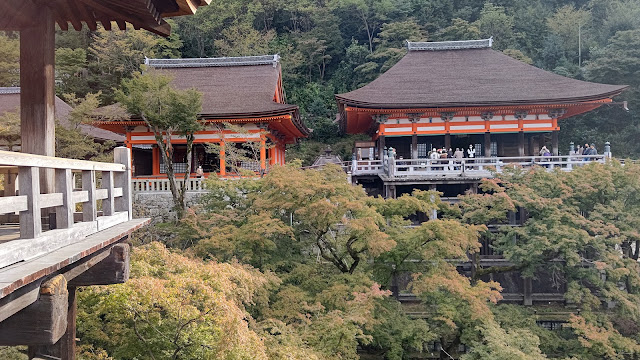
[417,143,428,158]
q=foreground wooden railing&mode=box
[0,147,132,268]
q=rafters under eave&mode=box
[0,0,210,36]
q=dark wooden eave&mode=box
[0,0,210,36]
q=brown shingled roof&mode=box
[0,88,124,143]
[150,59,298,117]
[336,44,627,108]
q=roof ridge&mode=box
[407,38,493,51]
[145,55,280,68]
[0,87,20,94]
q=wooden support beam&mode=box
[378,135,385,160]
[82,170,97,222]
[484,132,491,158]
[411,134,418,159]
[114,147,132,219]
[523,277,533,306]
[55,169,74,229]
[518,131,525,157]
[444,133,451,151]
[219,143,226,177]
[260,137,266,171]
[0,275,68,346]
[20,166,42,239]
[28,286,77,360]
[67,243,130,287]
[552,131,559,156]
[20,8,56,194]
[102,171,115,216]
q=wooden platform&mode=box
[0,224,20,244]
[0,218,149,322]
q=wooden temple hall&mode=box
[0,1,208,359]
[336,38,627,197]
[93,55,309,181]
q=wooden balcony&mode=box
[349,155,609,182]
[0,147,149,352]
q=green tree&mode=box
[89,23,183,104]
[473,3,517,50]
[0,32,19,87]
[435,18,481,41]
[56,93,116,161]
[547,5,592,62]
[459,162,640,358]
[76,242,282,360]
[0,110,20,151]
[116,70,202,219]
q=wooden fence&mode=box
[0,147,132,268]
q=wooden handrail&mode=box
[0,147,133,269]
[0,150,125,172]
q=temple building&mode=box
[336,39,627,197]
[94,55,309,178]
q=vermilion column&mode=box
[260,137,266,170]
[219,143,226,176]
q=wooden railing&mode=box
[0,147,132,268]
[132,177,206,192]
[348,155,608,178]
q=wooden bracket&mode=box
[0,275,68,346]
[67,243,130,287]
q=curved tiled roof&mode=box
[336,40,627,108]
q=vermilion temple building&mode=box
[336,39,627,197]
[95,55,309,179]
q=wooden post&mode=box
[3,170,17,196]
[55,169,74,229]
[484,132,491,157]
[102,171,115,216]
[219,143,226,176]
[82,170,96,222]
[444,133,451,151]
[114,147,132,220]
[378,135,385,160]
[523,277,533,306]
[20,8,56,194]
[19,166,41,239]
[260,137,266,171]
[552,131,559,156]
[518,131,525,157]
[412,134,418,159]
[0,275,68,346]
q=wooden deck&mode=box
[0,224,19,244]
[0,218,149,320]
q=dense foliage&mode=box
[67,160,640,359]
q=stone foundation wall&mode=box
[133,192,205,223]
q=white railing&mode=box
[349,155,608,178]
[0,147,132,268]
[349,160,383,175]
[132,177,206,193]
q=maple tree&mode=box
[116,71,203,219]
[458,161,640,359]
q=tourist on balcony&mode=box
[429,148,438,170]
[196,165,204,178]
[454,148,464,170]
[466,144,475,170]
